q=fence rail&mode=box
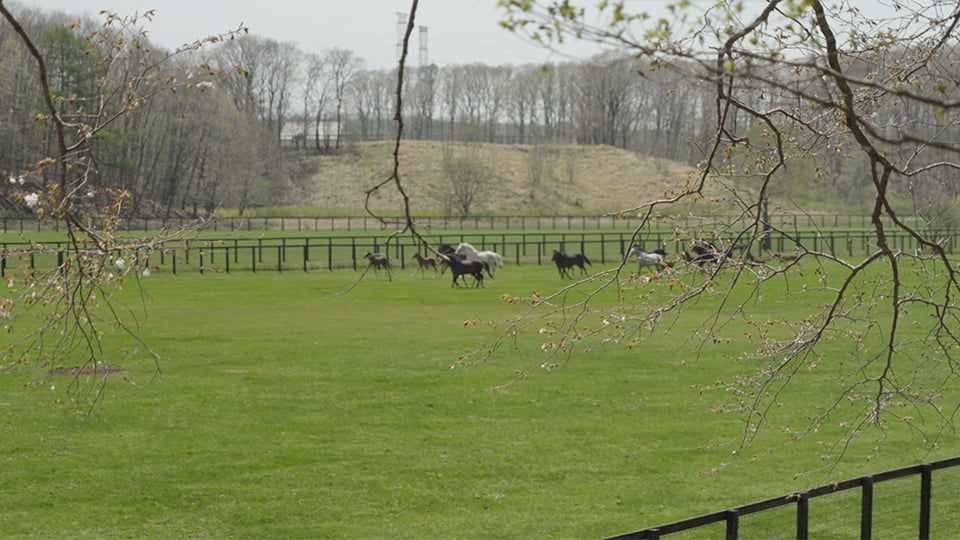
[604,456,960,540]
[0,214,935,234]
[1,228,957,276]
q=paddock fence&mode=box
[604,456,960,540]
[0,213,936,234]
[1,228,957,276]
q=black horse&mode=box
[685,244,732,267]
[441,255,486,288]
[551,250,592,278]
[437,244,461,275]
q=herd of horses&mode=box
[365,241,800,287]
[626,244,800,272]
[366,243,500,288]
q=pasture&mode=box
[1,262,959,538]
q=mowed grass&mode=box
[2,263,958,539]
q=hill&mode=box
[298,141,734,215]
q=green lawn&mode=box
[1,264,957,538]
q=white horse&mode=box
[627,246,666,272]
[456,242,503,277]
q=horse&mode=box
[456,242,502,277]
[440,254,486,288]
[437,244,463,275]
[551,250,592,278]
[627,246,666,272]
[363,252,393,280]
[411,252,438,278]
[683,244,727,267]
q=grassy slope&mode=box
[1,266,958,538]
[298,141,724,215]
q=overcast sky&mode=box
[17,0,916,71]
[20,0,613,70]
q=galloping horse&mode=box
[436,244,461,274]
[627,246,666,272]
[363,252,393,281]
[687,244,721,267]
[411,252,438,278]
[551,250,592,278]
[456,242,502,277]
[441,254,486,288]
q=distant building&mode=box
[279,119,341,150]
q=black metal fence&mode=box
[604,456,960,540]
[2,228,957,275]
[0,213,930,234]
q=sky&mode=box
[18,0,918,71]
[21,0,611,70]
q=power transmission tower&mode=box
[396,12,407,64]
[419,26,428,67]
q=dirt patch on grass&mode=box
[49,365,123,377]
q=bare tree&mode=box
[434,144,496,215]
[437,64,464,141]
[408,64,438,140]
[571,52,637,147]
[302,51,332,150]
[350,69,393,141]
[0,4,245,411]
[326,47,362,150]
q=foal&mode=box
[363,252,393,281]
[411,252,438,278]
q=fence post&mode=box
[919,464,932,540]
[796,492,809,540]
[725,509,739,540]
[860,476,873,540]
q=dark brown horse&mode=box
[437,244,464,275]
[551,250,592,278]
[441,254,485,288]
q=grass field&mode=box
[2,262,959,538]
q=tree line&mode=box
[0,4,957,223]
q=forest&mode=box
[0,4,957,223]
